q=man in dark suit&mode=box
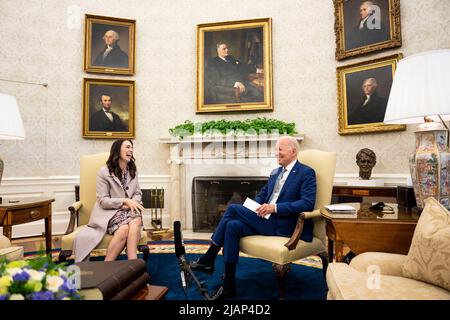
[190,136,317,300]
[93,30,128,68]
[89,94,127,132]
[348,77,388,125]
[345,1,389,50]
[204,42,263,104]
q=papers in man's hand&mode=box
[325,204,357,214]
[243,197,270,219]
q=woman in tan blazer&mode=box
[74,139,145,262]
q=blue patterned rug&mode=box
[147,252,327,300]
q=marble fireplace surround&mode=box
[160,134,304,230]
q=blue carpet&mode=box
[147,253,327,300]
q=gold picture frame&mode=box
[337,53,406,135]
[83,78,135,139]
[334,0,401,61]
[196,18,273,113]
[84,14,135,75]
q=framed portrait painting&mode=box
[83,78,135,139]
[334,0,401,60]
[196,18,273,113]
[84,14,135,75]
[336,53,406,135]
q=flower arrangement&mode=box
[0,255,81,300]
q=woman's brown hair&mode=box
[106,139,137,179]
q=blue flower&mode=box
[12,271,30,282]
[1,256,81,300]
[30,291,55,300]
[60,282,76,295]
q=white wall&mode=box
[1,0,449,236]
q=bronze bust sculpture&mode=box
[356,148,376,180]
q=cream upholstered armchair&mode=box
[326,197,450,300]
[0,234,24,261]
[58,153,149,263]
[240,149,337,299]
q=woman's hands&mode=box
[122,198,145,214]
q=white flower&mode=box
[46,275,64,292]
[9,294,25,300]
[5,268,22,277]
[25,269,45,281]
[57,269,68,277]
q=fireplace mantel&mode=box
[160,134,305,228]
[160,134,304,145]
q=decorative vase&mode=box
[409,123,450,210]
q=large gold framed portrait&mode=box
[84,14,135,75]
[334,0,401,60]
[83,78,135,139]
[337,53,406,135]
[196,18,273,113]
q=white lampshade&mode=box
[384,49,450,124]
[0,93,26,139]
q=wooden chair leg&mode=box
[318,251,328,278]
[272,263,290,300]
[138,245,149,262]
[58,250,72,263]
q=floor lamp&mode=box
[384,49,450,210]
[0,93,26,203]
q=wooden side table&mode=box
[132,284,168,300]
[332,185,398,203]
[0,197,55,255]
[320,203,420,262]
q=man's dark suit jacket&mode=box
[89,110,127,132]
[346,19,389,50]
[255,160,316,241]
[348,91,388,125]
[93,45,128,68]
[206,56,250,88]
[204,56,262,104]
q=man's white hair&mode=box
[277,136,300,153]
[103,30,120,41]
[363,77,378,87]
[362,1,374,7]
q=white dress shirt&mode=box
[269,159,297,212]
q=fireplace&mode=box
[159,134,304,229]
[192,176,268,232]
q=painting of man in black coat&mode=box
[92,30,129,68]
[89,94,128,132]
[348,77,388,125]
[204,42,263,104]
[344,0,390,51]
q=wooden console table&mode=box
[320,203,420,262]
[0,197,55,254]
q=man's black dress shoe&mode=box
[210,286,237,300]
[190,259,214,275]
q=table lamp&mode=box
[0,93,26,197]
[384,49,450,210]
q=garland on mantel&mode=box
[169,118,297,138]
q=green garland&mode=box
[169,117,297,138]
